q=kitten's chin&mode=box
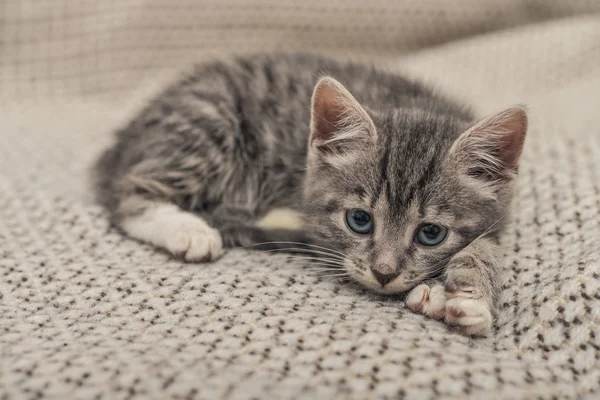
[367,280,414,295]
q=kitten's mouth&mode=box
[367,269,415,294]
[370,280,413,295]
[345,260,414,294]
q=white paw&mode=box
[122,204,224,262]
[445,297,492,336]
[406,284,446,320]
[165,216,223,262]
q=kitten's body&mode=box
[94,53,527,336]
[96,54,470,243]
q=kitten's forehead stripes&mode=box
[373,113,451,217]
[373,114,393,207]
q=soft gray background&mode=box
[1,1,600,399]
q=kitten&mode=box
[94,53,527,336]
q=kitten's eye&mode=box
[345,209,373,234]
[415,224,447,246]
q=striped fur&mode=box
[93,53,527,334]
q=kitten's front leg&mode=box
[118,196,224,262]
[443,237,501,336]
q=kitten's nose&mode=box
[371,264,399,287]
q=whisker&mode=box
[302,262,344,268]
[469,213,507,245]
[314,271,347,277]
[316,274,351,282]
[263,247,345,260]
[305,269,346,274]
[313,270,347,276]
[243,241,346,258]
[287,256,344,265]
[285,253,342,261]
[293,262,344,270]
[299,263,344,270]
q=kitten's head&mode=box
[302,77,527,294]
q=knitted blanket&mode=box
[1,1,600,399]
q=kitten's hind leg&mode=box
[206,207,313,253]
[117,196,223,262]
[219,224,312,252]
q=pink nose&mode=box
[371,264,399,287]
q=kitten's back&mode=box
[93,53,471,258]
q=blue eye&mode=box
[345,209,373,234]
[415,224,447,246]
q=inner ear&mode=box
[312,85,348,143]
[451,106,528,182]
[310,77,376,153]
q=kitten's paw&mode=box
[165,217,224,262]
[405,284,446,320]
[444,282,480,299]
[445,297,492,337]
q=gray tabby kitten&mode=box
[94,53,527,336]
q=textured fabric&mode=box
[1,1,600,399]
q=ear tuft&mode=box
[310,77,376,153]
[451,105,528,182]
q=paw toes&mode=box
[423,285,446,320]
[185,235,211,262]
[185,229,223,262]
[446,305,466,318]
[444,279,479,298]
[445,298,492,337]
[406,284,446,320]
[444,281,458,293]
[406,284,429,313]
[208,229,224,259]
[164,222,224,263]
[166,231,192,256]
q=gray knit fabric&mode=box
[1,1,600,399]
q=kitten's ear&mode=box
[309,77,376,153]
[450,106,528,182]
